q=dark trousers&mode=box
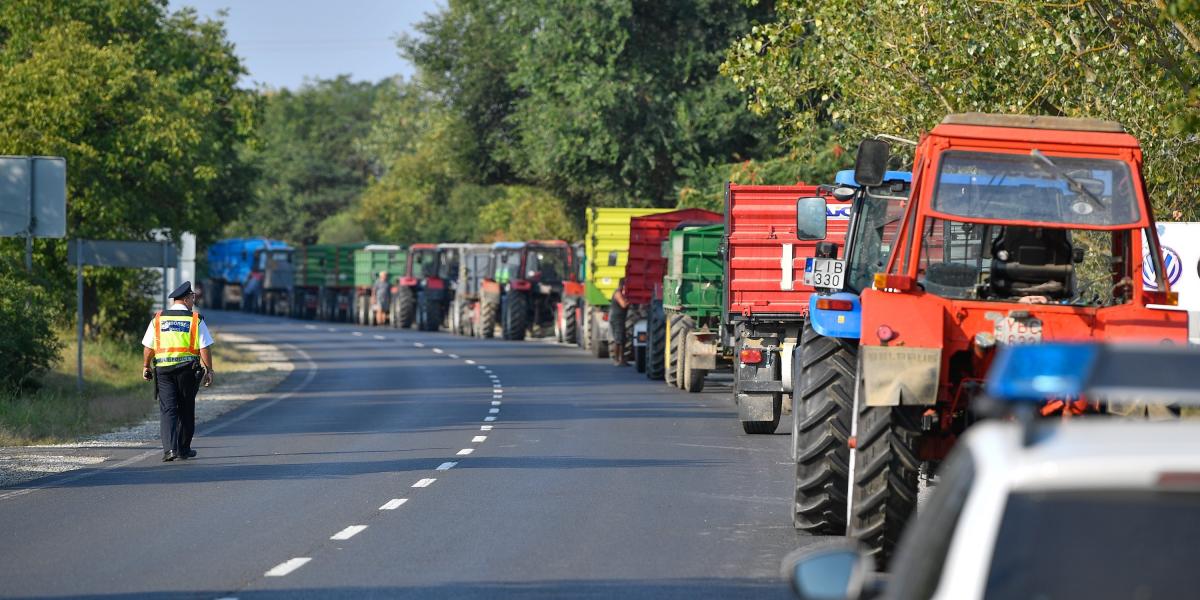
[156,364,201,455]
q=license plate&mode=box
[804,258,845,289]
[993,317,1043,344]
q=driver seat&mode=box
[989,227,1074,299]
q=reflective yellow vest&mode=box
[153,310,201,368]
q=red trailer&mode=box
[725,184,851,432]
[610,208,721,376]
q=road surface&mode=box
[0,310,806,599]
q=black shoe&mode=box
[181,449,197,459]
[162,451,177,462]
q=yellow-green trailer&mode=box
[584,207,673,306]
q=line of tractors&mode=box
[203,113,1190,566]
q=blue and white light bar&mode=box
[987,343,1200,405]
[834,170,913,187]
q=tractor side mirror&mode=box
[796,197,828,241]
[854,139,891,187]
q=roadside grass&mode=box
[0,327,249,446]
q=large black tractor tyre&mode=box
[645,302,666,380]
[394,287,416,329]
[665,312,686,387]
[417,293,442,332]
[849,405,922,568]
[503,292,528,341]
[792,323,857,535]
[563,302,579,345]
[479,300,498,338]
[607,302,627,360]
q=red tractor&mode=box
[392,243,440,330]
[480,241,575,340]
[794,113,1189,564]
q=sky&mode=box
[167,0,443,90]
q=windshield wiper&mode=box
[1029,149,1106,211]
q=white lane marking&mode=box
[493,394,503,399]
[449,353,459,359]
[436,462,457,471]
[484,416,496,422]
[413,478,436,488]
[215,597,238,600]
[327,328,336,333]
[373,335,386,340]
[352,331,363,337]
[414,342,425,348]
[457,448,474,456]
[380,499,408,510]
[330,525,367,540]
[489,374,499,379]
[472,436,487,442]
[488,408,500,414]
[465,359,476,365]
[433,348,444,354]
[480,425,493,431]
[478,365,487,370]
[493,384,502,389]
[491,400,502,406]
[484,369,493,374]
[304,325,317,330]
[265,557,311,577]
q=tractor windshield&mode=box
[933,151,1140,226]
[917,218,1134,306]
[411,250,438,279]
[845,182,909,293]
[495,249,522,284]
[526,248,568,283]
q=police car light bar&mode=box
[987,342,1200,405]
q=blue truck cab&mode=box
[204,238,293,313]
[805,170,912,340]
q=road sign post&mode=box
[69,239,178,392]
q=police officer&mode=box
[141,281,214,462]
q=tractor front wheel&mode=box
[563,302,579,345]
[848,404,921,568]
[503,292,528,340]
[645,302,665,380]
[395,287,416,329]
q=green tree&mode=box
[723,0,1200,219]
[229,76,387,244]
[0,0,255,336]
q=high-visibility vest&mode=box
[152,309,201,368]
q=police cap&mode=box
[169,281,195,299]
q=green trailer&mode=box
[292,243,366,321]
[352,245,408,325]
[578,207,672,358]
[662,223,729,392]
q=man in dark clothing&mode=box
[141,281,214,462]
[371,270,392,325]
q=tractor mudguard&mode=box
[738,393,777,422]
[685,331,719,370]
[808,292,863,339]
[861,346,942,406]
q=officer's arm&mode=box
[200,347,213,372]
[142,347,154,380]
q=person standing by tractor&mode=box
[372,270,391,325]
[141,282,215,462]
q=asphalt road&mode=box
[0,310,807,599]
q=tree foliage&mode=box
[723,0,1200,219]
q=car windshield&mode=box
[933,151,1140,226]
[845,182,909,292]
[917,219,1135,306]
[984,490,1200,599]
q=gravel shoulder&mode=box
[0,333,293,488]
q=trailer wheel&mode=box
[669,314,693,389]
[395,287,416,328]
[480,300,498,338]
[586,306,608,358]
[503,292,528,340]
[645,302,665,380]
[683,348,706,393]
[665,312,684,387]
[793,323,856,536]
[563,302,579,345]
[849,404,921,567]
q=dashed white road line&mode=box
[414,342,425,348]
[436,462,457,471]
[493,394,503,399]
[433,348,444,354]
[478,365,487,370]
[331,525,367,541]
[304,324,316,330]
[449,353,459,359]
[488,408,500,414]
[373,335,386,340]
[352,331,363,337]
[413,478,436,488]
[465,359,476,365]
[481,425,493,431]
[379,499,408,510]
[472,435,488,442]
[491,400,502,406]
[484,416,497,422]
[327,327,336,333]
[265,557,311,577]
[457,448,474,456]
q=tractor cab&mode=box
[484,240,574,340]
[391,243,440,329]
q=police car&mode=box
[784,343,1200,600]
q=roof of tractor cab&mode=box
[932,112,1139,149]
[492,241,525,249]
[526,239,569,248]
[409,243,438,250]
